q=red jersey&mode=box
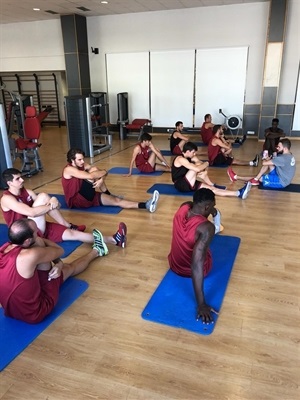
[201,122,213,145]
[208,139,221,165]
[168,203,212,277]
[0,242,62,323]
[62,164,100,208]
[1,188,34,226]
[135,144,155,173]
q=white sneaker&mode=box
[146,190,160,213]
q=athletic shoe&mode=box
[92,229,109,256]
[214,183,227,190]
[69,223,86,232]
[252,154,259,167]
[249,178,260,186]
[227,167,237,182]
[146,190,160,213]
[113,222,127,248]
[241,134,247,144]
[213,209,222,234]
[238,182,252,199]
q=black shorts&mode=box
[212,154,233,166]
[174,177,201,192]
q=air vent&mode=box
[45,10,59,14]
[76,6,91,12]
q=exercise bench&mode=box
[125,118,151,139]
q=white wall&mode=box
[0,19,65,71]
[87,2,269,104]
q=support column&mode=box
[60,14,91,96]
[258,0,288,139]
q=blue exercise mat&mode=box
[108,167,163,176]
[147,183,194,197]
[161,150,173,156]
[0,224,82,257]
[258,183,300,193]
[51,194,122,214]
[0,277,89,371]
[142,235,241,335]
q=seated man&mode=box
[125,132,171,176]
[168,188,219,323]
[263,118,285,157]
[1,168,127,248]
[227,138,296,188]
[169,121,189,155]
[0,218,108,324]
[172,142,252,200]
[208,125,259,167]
[200,114,215,145]
[62,148,159,213]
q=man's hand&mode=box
[92,179,103,189]
[48,260,63,281]
[48,197,60,210]
[196,303,219,324]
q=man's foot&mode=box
[241,134,247,144]
[249,178,260,186]
[227,167,237,182]
[69,223,86,232]
[213,208,222,233]
[92,229,109,256]
[213,183,227,190]
[146,190,160,213]
[252,154,259,167]
[238,182,252,199]
[113,222,127,248]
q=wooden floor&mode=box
[1,127,299,400]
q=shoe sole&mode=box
[93,229,109,255]
[242,182,252,199]
[149,190,160,213]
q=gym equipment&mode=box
[14,106,43,177]
[219,108,245,144]
[108,167,163,176]
[258,183,300,193]
[0,102,13,188]
[125,118,151,139]
[117,92,129,140]
[141,235,241,335]
[65,93,112,157]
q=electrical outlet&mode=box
[247,131,255,135]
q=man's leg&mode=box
[61,224,127,246]
[227,165,272,183]
[148,150,171,171]
[62,249,99,281]
[200,182,252,199]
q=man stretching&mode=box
[172,142,252,200]
[1,168,127,248]
[170,121,189,155]
[228,138,296,188]
[125,133,171,176]
[168,189,219,323]
[0,219,108,324]
[62,148,159,213]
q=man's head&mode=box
[8,218,37,247]
[140,132,152,144]
[204,114,211,122]
[175,121,183,131]
[193,188,216,217]
[277,138,291,154]
[67,148,85,168]
[272,118,279,129]
[2,168,24,190]
[212,124,222,135]
[182,142,198,158]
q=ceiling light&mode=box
[101,1,108,4]
[33,8,40,11]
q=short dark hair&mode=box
[279,138,291,150]
[2,168,22,184]
[175,121,183,127]
[204,114,211,121]
[183,142,198,153]
[193,188,215,205]
[212,124,221,134]
[272,118,279,124]
[67,148,85,163]
[8,219,34,245]
[140,132,152,142]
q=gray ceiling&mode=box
[0,0,268,25]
